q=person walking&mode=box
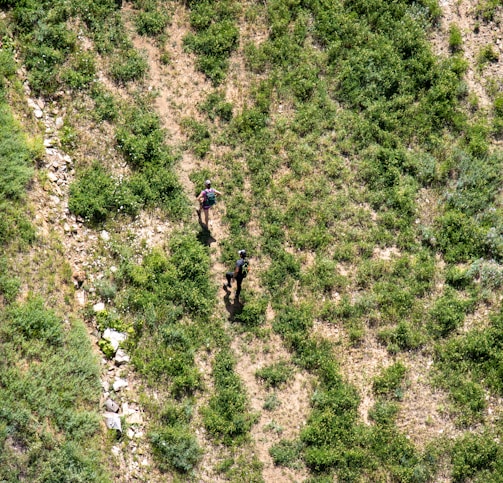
[197,179,221,227]
[226,250,249,300]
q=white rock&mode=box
[127,412,143,425]
[43,138,54,148]
[114,349,130,366]
[110,265,118,273]
[127,428,135,439]
[111,446,121,457]
[75,290,86,306]
[105,398,120,413]
[49,195,60,205]
[113,378,128,392]
[55,117,64,129]
[47,171,58,182]
[103,328,126,352]
[101,230,110,242]
[63,223,71,232]
[93,302,105,312]
[103,412,122,432]
[34,108,43,118]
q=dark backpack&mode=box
[241,259,249,278]
[204,189,216,207]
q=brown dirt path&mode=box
[127,3,314,481]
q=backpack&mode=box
[241,259,249,278]
[204,189,216,207]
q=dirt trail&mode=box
[128,3,315,480]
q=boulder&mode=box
[105,398,120,413]
[113,378,128,392]
[103,328,126,352]
[103,412,122,432]
[114,349,130,366]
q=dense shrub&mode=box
[372,362,407,399]
[110,48,148,84]
[255,361,293,388]
[150,426,202,472]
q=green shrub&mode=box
[233,295,268,327]
[378,321,425,353]
[451,433,499,482]
[448,23,463,52]
[61,51,96,89]
[180,118,211,157]
[435,210,482,263]
[199,91,233,122]
[428,289,470,338]
[110,48,148,84]
[134,9,169,36]
[269,439,303,468]
[255,360,293,388]
[372,362,407,400]
[69,162,140,224]
[91,87,118,122]
[477,44,499,69]
[368,400,400,426]
[150,426,202,472]
[5,297,63,345]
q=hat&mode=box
[238,249,246,257]
[205,179,211,186]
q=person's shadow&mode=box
[223,284,243,321]
[196,209,216,246]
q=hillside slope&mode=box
[1,0,503,481]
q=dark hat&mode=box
[238,249,246,257]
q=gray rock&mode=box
[126,411,143,425]
[113,378,128,392]
[34,108,43,118]
[93,302,105,313]
[103,412,122,432]
[55,117,64,129]
[103,328,126,352]
[100,230,110,242]
[105,398,120,413]
[114,349,130,366]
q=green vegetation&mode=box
[2,0,503,480]
[0,299,107,481]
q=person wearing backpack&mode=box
[226,250,249,300]
[197,179,221,227]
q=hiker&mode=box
[226,250,249,300]
[197,179,221,227]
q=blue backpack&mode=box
[204,189,216,207]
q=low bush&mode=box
[269,439,304,468]
[150,426,202,472]
[451,432,501,482]
[202,349,255,444]
[428,289,471,338]
[448,23,463,53]
[110,48,148,84]
[372,362,407,400]
[134,8,170,36]
[255,360,293,388]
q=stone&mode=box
[101,230,110,242]
[101,380,110,392]
[43,138,54,148]
[111,446,121,457]
[113,378,128,392]
[34,109,43,119]
[105,398,120,413]
[47,171,58,183]
[63,223,71,232]
[55,117,64,129]
[103,328,126,352]
[93,302,105,313]
[49,195,60,205]
[114,349,130,366]
[103,412,122,432]
[127,428,135,439]
[126,411,143,425]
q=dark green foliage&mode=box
[368,400,400,426]
[233,295,267,327]
[372,362,407,400]
[91,87,118,122]
[448,23,463,52]
[69,162,140,224]
[378,321,425,353]
[183,0,239,84]
[150,426,202,472]
[428,289,472,338]
[134,2,170,37]
[451,433,501,482]
[435,210,483,263]
[181,118,211,157]
[255,360,293,388]
[110,48,148,84]
[199,91,233,122]
[0,303,106,481]
[269,439,304,468]
[202,349,256,444]
[61,51,96,89]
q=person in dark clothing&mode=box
[226,250,249,299]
